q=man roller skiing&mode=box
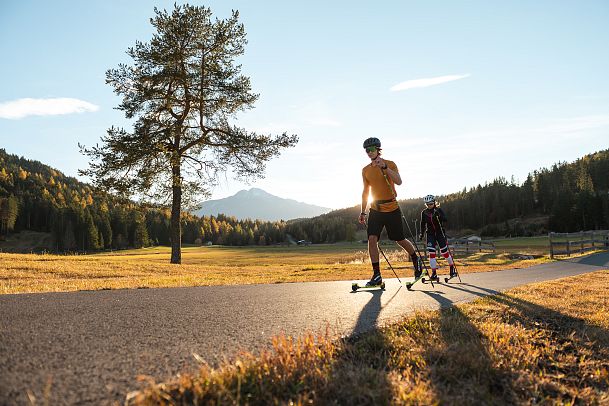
[419,194,457,281]
[358,137,422,287]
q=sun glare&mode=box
[366,192,374,209]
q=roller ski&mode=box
[405,258,434,290]
[422,270,440,284]
[351,281,386,291]
[352,273,385,292]
[405,269,433,290]
[444,264,461,283]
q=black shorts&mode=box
[367,208,405,241]
[426,233,448,251]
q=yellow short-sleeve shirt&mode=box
[362,159,399,212]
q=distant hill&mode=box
[195,188,331,221]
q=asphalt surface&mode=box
[1,252,608,405]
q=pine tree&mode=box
[132,213,150,248]
[80,4,297,263]
[63,219,77,251]
[84,210,100,250]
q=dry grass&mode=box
[0,244,555,294]
[126,270,609,405]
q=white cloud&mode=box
[0,97,99,119]
[390,74,470,92]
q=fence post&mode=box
[549,232,554,259]
[567,240,571,257]
[591,231,595,248]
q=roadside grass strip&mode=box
[0,246,558,294]
[126,270,609,405]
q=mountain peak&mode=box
[249,187,270,196]
[196,188,331,221]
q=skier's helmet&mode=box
[363,137,381,149]
[423,194,436,204]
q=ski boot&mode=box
[365,272,383,287]
[413,257,423,278]
[444,265,458,283]
[429,269,439,282]
[449,265,458,278]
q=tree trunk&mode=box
[170,161,182,264]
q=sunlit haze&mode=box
[1,1,608,209]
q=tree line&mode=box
[289,148,609,241]
[0,149,288,251]
[2,148,608,250]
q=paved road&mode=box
[1,252,608,405]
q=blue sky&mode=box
[1,1,608,209]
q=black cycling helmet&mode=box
[363,137,381,149]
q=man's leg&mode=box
[395,238,415,256]
[365,211,384,286]
[366,235,383,286]
[384,209,421,277]
[368,234,380,264]
[396,239,422,277]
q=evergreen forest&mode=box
[1,148,607,251]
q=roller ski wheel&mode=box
[444,274,458,283]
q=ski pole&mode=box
[378,243,401,283]
[364,219,402,283]
[401,212,434,288]
[435,213,462,282]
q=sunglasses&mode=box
[365,146,377,153]
[426,202,435,206]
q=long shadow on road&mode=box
[319,288,397,404]
[422,289,518,404]
[351,286,402,334]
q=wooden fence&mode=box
[451,239,496,254]
[549,230,609,259]
[415,238,495,257]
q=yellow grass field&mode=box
[0,243,554,294]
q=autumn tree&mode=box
[80,4,297,263]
